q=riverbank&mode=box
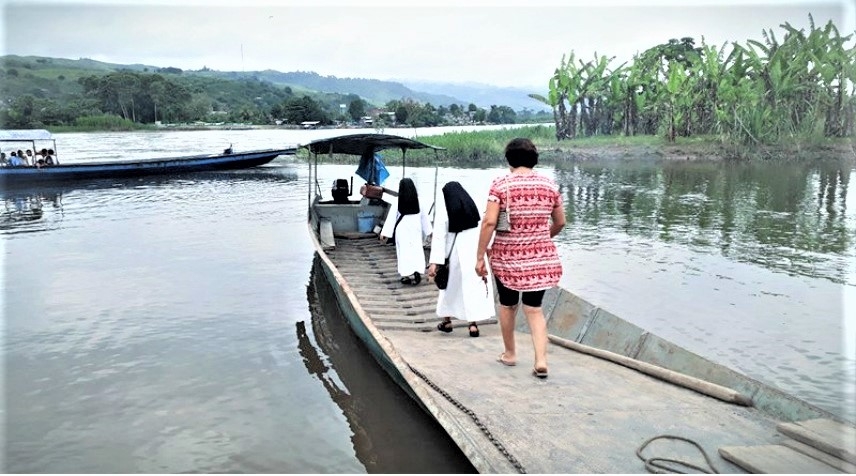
[538,136,856,162]
[45,123,856,163]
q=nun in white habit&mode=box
[380,177,432,285]
[428,181,495,337]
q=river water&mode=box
[2,127,854,472]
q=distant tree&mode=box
[280,95,330,124]
[487,105,517,124]
[394,104,409,124]
[348,98,367,122]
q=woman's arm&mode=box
[475,200,499,277]
[549,202,566,238]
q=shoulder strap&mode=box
[391,213,405,240]
[445,233,458,260]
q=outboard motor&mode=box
[331,178,351,204]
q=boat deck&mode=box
[322,236,849,474]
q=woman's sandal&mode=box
[468,323,479,337]
[400,272,421,285]
[437,320,453,333]
[497,353,516,366]
[532,367,549,379]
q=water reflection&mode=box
[556,159,855,285]
[1,190,63,233]
[301,257,476,474]
[0,166,297,236]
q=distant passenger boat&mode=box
[0,129,296,185]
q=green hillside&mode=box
[0,55,549,130]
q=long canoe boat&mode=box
[0,129,295,186]
[304,133,855,473]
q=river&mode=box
[2,127,853,472]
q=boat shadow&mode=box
[298,255,476,474]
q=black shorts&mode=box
[494,276,546,307]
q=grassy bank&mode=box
[394,126,856,166]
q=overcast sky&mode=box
[1,0,853,89]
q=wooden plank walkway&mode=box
[323,236,847,473]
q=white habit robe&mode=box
[429,208,495,322]
[380,198,432,277]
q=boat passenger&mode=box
[44,149,55,166]
[429,181,495,337]
[16,150,29,166]
[380,178,432,285]
[476,138,565,379]
[0,152,7,166]
[9,152,26,167]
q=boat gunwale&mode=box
[307,221,508,473]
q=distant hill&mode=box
[246,71,463,107]
[400,80,550,112]
[0,55,549,113]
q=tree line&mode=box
[0,60,548,130]
[532,16,855,145]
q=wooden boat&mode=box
[304,133,855,473]
[0,129,296,185]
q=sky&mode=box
[1,0,854,90]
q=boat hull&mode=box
[306,216,850,474]
[0,149,294,185]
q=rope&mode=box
[636,434,720,474]
[408,364,527,474]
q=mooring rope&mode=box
[407,364,527,474]
[636,434,721,474]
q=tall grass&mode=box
[50,114,149,132]
[403,125,557,166]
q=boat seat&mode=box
[319,218,335,249]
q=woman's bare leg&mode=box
[499,304,517,362]
[523,305,548,370]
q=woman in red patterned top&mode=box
[476,138,565,379]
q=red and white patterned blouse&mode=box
[487,172,563,292]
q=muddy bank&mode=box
[538,138,856,162]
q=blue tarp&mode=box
[355,152,389,186]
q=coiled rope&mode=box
[636,434,721,474]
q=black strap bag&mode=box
[434,234,457,290]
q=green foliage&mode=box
[347,98,367,121]
[279,95,331,124]
[398,125,557,163]
[543,16,855,146]
[72,114,140,131]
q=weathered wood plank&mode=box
[719,445,844,474]
[783,439,856,473]
[777,419,856,464]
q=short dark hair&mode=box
[505,138,538,168]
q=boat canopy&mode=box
[302,133,444,156]
[0,129,53,141]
